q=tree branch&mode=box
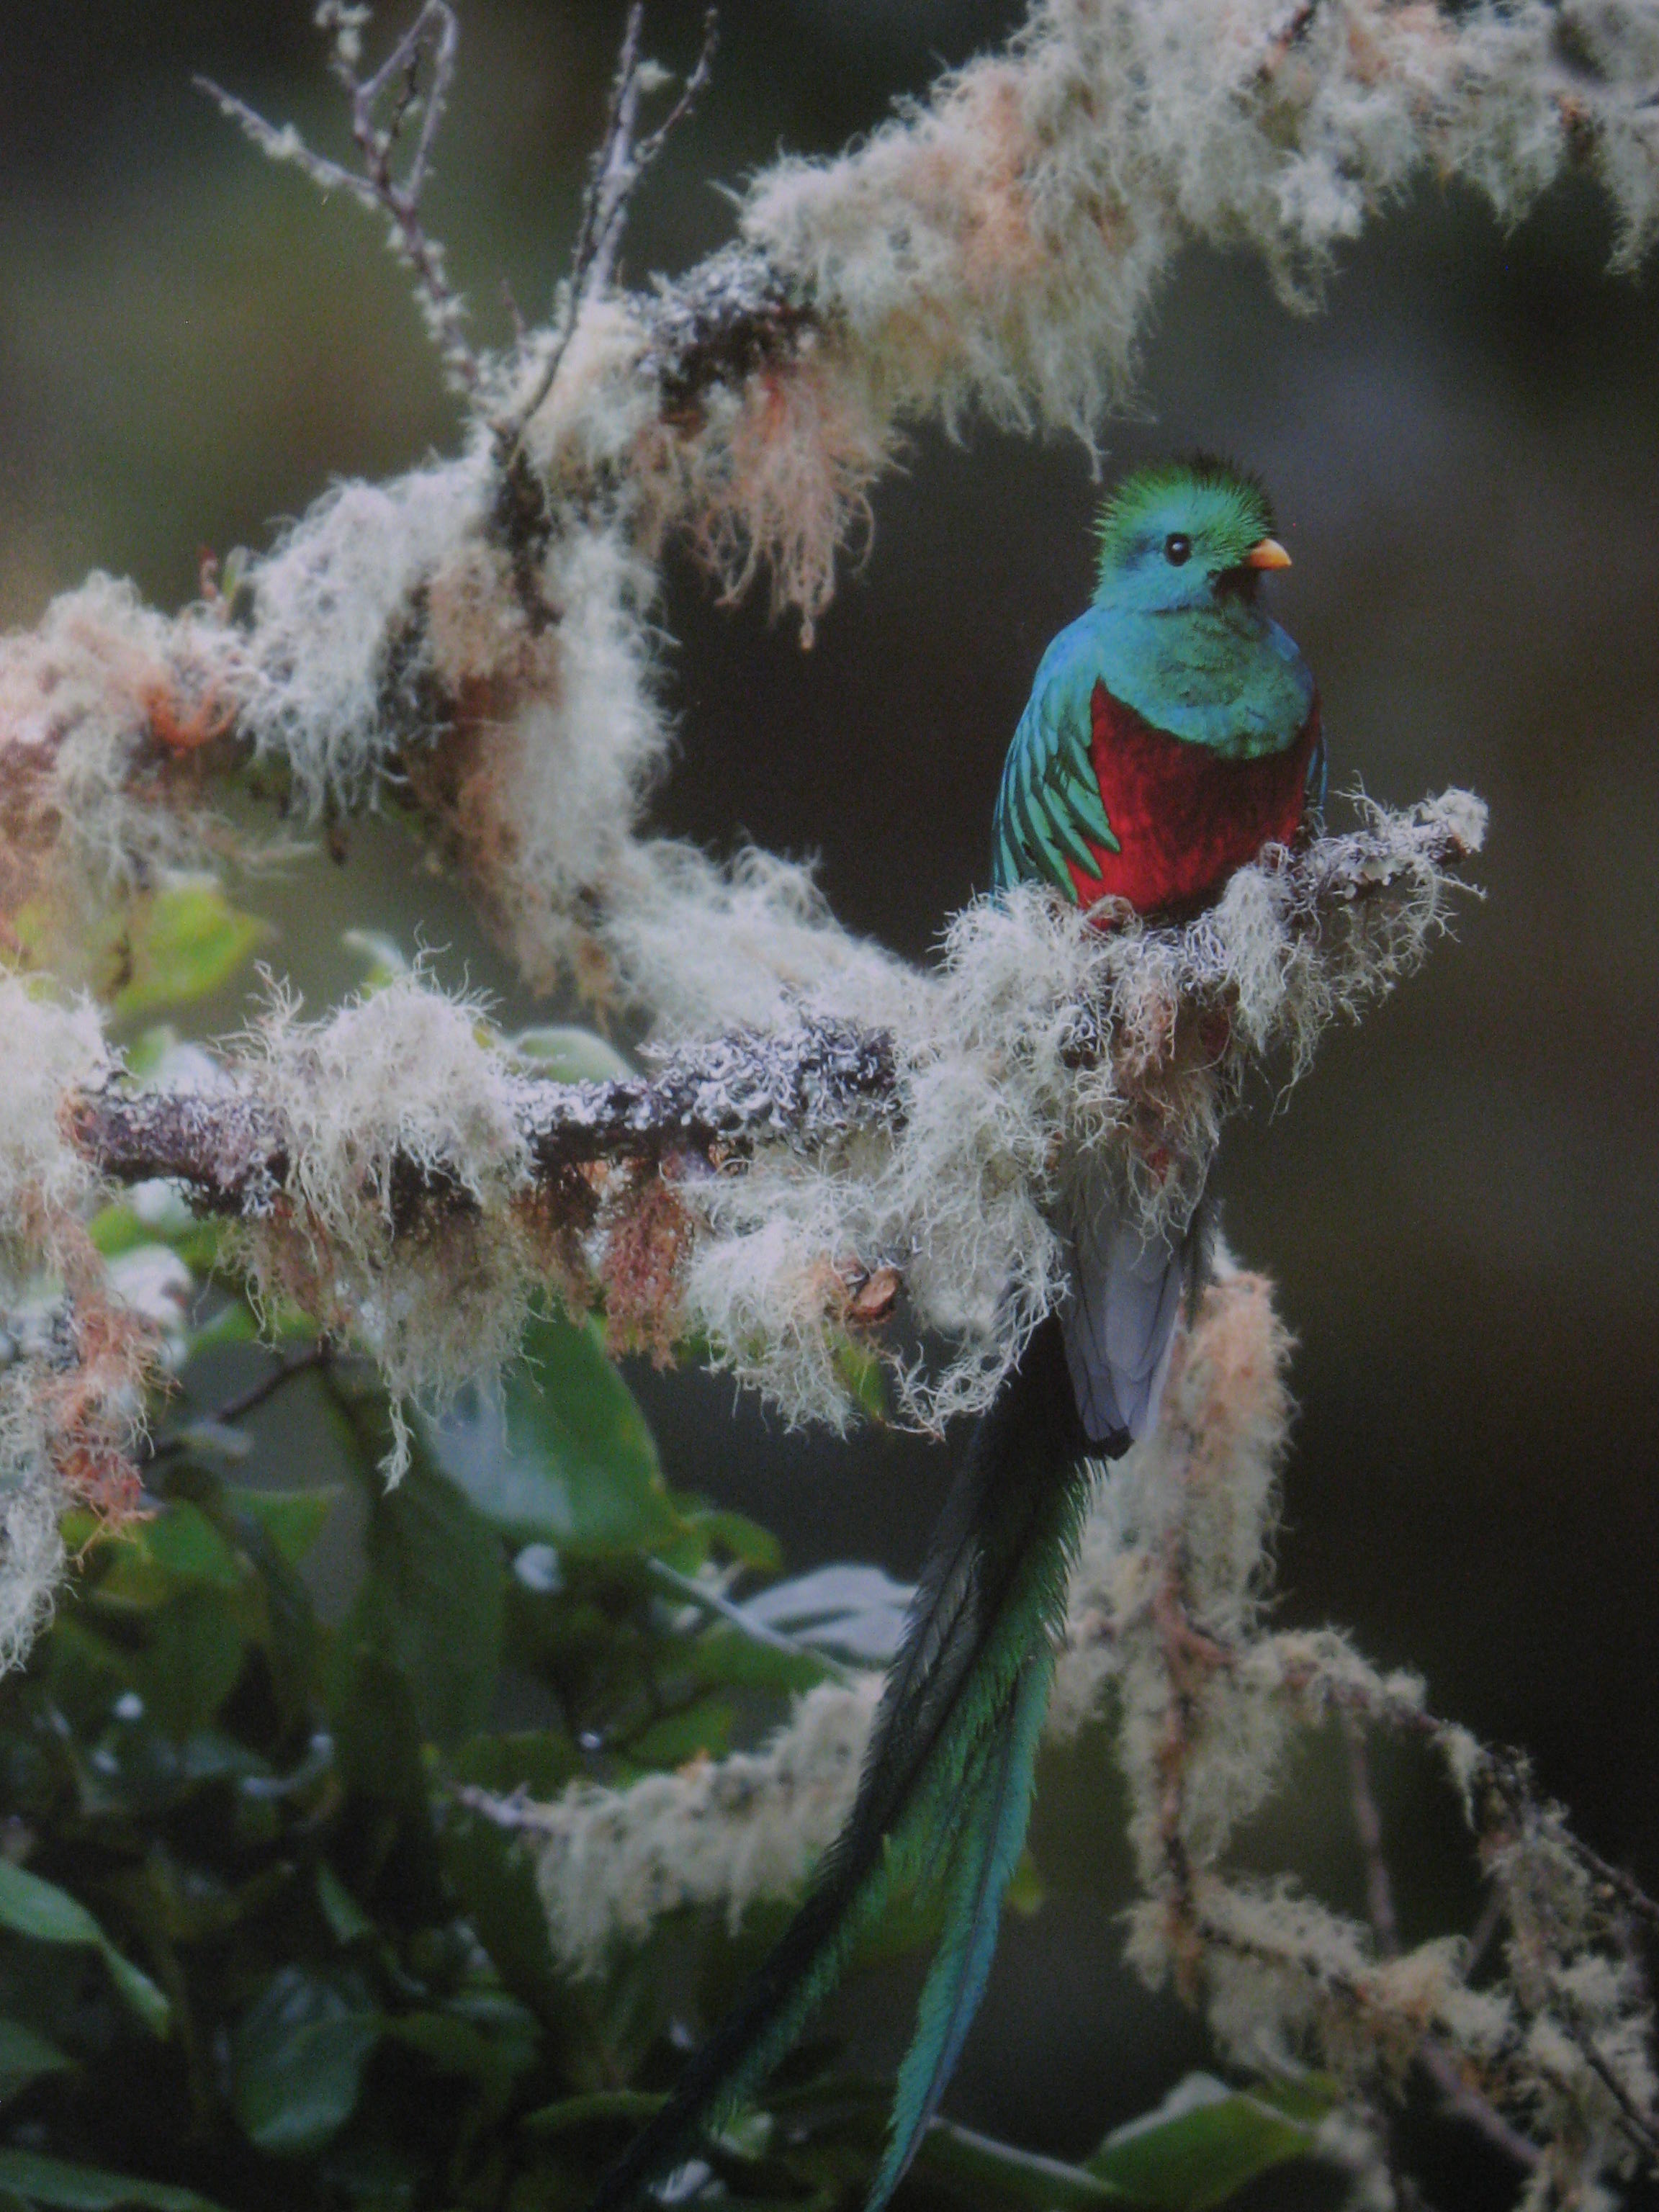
[499,4,721,453]
[65,1017,896,1219]
[198,1,478,392]
[62,814,1476,1220]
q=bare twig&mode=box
[1415,2044,1543,2175]
[145,1339,336,1463]
[626,12,718,196]
[1341,1709,1400,1959]
[1569,2020,1659,2165]
[644,1557,859,1686]
[584,4,647,305]
[198,1,478,391]
[1462,1884,1507,1978]
[500,5,719,451]
[1336,1730,1538,2194]
[1565,1835,1659,1935]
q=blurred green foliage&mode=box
[0,1292,1336,2212]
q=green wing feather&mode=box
[866,1653,1055,2211]
[992,670,1119,897]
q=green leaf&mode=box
[0,2019,73,2103]
[178,1303,258,1357]
[914,2119,1128,2209]
[315,1863,377,1947]
[230,1487,338,1570]
[230,1966,383,2157]
[346,1427,504,1747]
[86,1203,150,1259]
[389,1991,539,2105]
[520,2088,667,2137]
[109,878,267,1019]
[0,1864,108,1949]
[451,1731,578,1799]
[507,1026,634,1082]
[135,1591,249,1738]
[0,2150,228,2212]
[91,1946,174,2041]
[622,1696,734,1769]
[429,1310,683,1555]
[835,1339,891,1421]
[441,1735,575,2016]
[683,1508,783,1573]
[681,1627,830,1697]
[341,930,410,992]
[135,1504,243,1590]
[325,1643,434,1870]
[93,1505,243,1612]
[89,1182,222,1272]
[1087,2074,1330,2210]
[0,1863,169,2038]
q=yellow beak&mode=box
[1245,536,1292,570]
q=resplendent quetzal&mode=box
[595,456,1321,2212]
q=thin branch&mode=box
[1195,1904,1540,2177]
[499,5,719,451]
[584,4,647,306]
[627,12,719,192]
[198,1,477,392]
[1415,2044,1543,2175]
[1341,1709,1401,1959]
[145,1340,336,1464]
[644,1557,860,1686]
[1336,1726,1538,2184]
[1565,1835,1659,1935]
[1560,2009,1659,2167]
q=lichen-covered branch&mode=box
[64,1016,898,1219]
[0,792,1479,1650]
[61,802,1479,1216]
[29,799,1478,1451]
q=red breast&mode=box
[1066,680,1320,919]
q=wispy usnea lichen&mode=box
[0,980,156,1658]
[37,801,1480,1473]
[532,1673,884,1972]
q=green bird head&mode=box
[1092,454,1290,614]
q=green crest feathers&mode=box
[1094,453,1276,581]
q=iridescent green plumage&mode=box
[590,1326,1089,2212]
[993,456,1315,903]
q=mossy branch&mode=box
[63,808,1478,1222]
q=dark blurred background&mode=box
[6,0,1659,2185]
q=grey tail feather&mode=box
[1058,1177,1209,1455]
[1183,1190,1218,1325]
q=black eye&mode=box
[1164,533,1192,566]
